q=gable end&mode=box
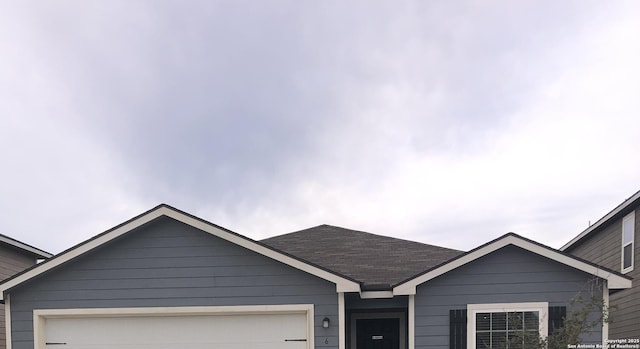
[393,233,632,295]
[0,205,361,300]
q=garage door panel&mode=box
[44,313,308,349]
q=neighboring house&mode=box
[0,205,631,349]
[0,235,52,349]
[561,190,640,340]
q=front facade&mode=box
[0,205,631,349]
[562,190,640,340]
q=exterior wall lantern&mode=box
[322,317,330,328]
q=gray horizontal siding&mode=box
[9,217,339,349]
[415,245,605,349]
[569,220,622,270]
[0,251,35,280]
[568,207,640,339]
[0,244,38,349]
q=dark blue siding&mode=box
[10,217,339,349]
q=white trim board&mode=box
[0,205,360,300]
[360,291,394,299]
[466,302,549,349]
[0,234,52,259]
[5,294,11,349]
[561,190,640,251]
[393,233,632,295]
[408,295,415,349]
[338,293,346,349]
[621,211,635,274]
[33,304,314,318]
[34,304,315,349]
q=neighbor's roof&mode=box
[0,233,52,259]
[262,224,463,289]
[561,189,640,251]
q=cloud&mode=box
[222,0,640,250]
[1,1,639,253]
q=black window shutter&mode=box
[548,306,566,334]
[450,309,467,349]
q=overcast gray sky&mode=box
[1,1,639,254]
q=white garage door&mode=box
[40,308,310,349]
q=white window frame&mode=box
[467,302,548,349]
[621,211,635,274]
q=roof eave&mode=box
[393,233,632,296]
[0,234,52,259]
[561,190,640,251]
[0,205,361,300]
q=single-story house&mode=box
[0,205,631,349]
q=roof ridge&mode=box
[263,225,463,252]
[262,224,465,287]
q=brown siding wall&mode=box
[0,245,37,349]
[568,207,640,340]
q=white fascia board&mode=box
[160,208,360,292]
[0,235,52,259]
[359,291,394,299]
[393,235,632,295]
[510,237,632,289]
[0,206,359,300]
[0,208,165,300]
[561,190,640,251]
[393,237,512,295]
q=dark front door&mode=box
[356,318,400,349]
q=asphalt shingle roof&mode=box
[261,224,463,289]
